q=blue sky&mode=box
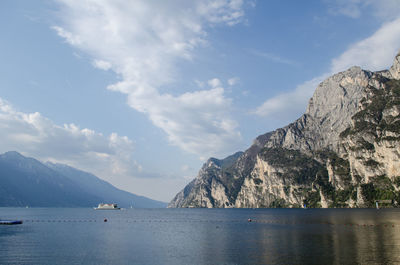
[1,0,400,202]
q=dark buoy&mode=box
[104,218,108,222]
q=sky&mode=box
[1,0,400,202]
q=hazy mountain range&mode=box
[0,151,166,208]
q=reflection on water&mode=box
[1,208,400,264]
[324,210,400,265]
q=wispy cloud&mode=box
[331,17,400,73]
[327,0,400,21]
[327,0,363,19]
[255,17,400,119]
[370,0,400,21]
[254,75,327,120]
[228,77,240,86]
[208,78,222,88]
[248,49,299,67]
[92,59,112,71]
[53,0,249,159]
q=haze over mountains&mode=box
[169,51,400,208]
[0,151,166,208]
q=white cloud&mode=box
[53,0,247,158]
[52,25,82,45]
[137,86,240,157]
[255,17,400,119]
[197,0,246,26]
[92,59,112,71]
[331,17,400,73]
[254,75,327,119]
[228,77,239,86]
[208,78,222,88]
[0,97,141,186]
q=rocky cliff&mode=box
[169,51,400,208]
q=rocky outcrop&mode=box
[169,51,400,208]
[389,52,400,79]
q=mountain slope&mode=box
[0,151,166,208]
[169,51,400,208]
[0,151,101,207]
[46,162,167,208]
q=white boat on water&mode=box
[94,203,120,210]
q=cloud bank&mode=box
[0,97,139,185]
[53,0,248,158]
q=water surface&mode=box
[1,208,400,264]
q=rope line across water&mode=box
[19,219,397,227]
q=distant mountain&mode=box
[46,162,167,208]
[0,151,166,208]
[169,51,400,208]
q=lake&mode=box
[1,208,400,264]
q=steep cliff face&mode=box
[168,152,244,208]
[338,76,400,207]
[169,51,400,208]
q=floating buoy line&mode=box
[14,219,398,228]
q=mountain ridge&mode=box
[0,151,166,208]
[169,51,400,208]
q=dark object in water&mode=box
[0,220,23,225]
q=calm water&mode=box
[1,208,400,264]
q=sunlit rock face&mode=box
[169,51,400,208]
[389,52,400,79]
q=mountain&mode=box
[46,162,167,208]
[169,51,400,208]
[0,151,166,208]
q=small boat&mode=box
[0,220,23,225]
[94,203,120,210]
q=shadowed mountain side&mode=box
[46,162,167,208]
[0,151,166,208]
